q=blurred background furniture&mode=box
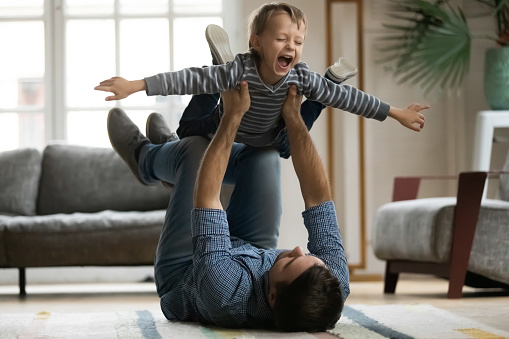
[372,146,509,298]
[0,144,171,296]
[472,110,509,198]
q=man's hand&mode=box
[221,81,250,119]
[388,104,429,132]
[281,84,303,121]
[282,85,332,209]
[94,77,146,101]
[193,82,250,209]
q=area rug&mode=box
[1,304,508,339]
[333,304,508,339]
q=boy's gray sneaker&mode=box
[205,24,234,65]
[146,112,178,189]
[107,107,150,186]
[146,112,179,145]
[326,58,358,83]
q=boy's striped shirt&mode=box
[145,53,390,147]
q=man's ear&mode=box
[268,290,276,308]
[249,34,261,52]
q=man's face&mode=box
[268,246,325,307]
[250,12,306,86]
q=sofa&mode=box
[0,144,172,296]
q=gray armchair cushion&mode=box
[373,197,457,263]
[373,197,509,285]
[0,148,42,216]
[4,210,165,267]
[37,144,171,215]
[467,203,509,285]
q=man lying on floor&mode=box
[106,82,349,332]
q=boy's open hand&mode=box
[389,103,429,132]
[94,77,146,101]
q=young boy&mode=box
[95,2,426,157]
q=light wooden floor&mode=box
[1,275,508,333]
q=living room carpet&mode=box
[1,304,507,339]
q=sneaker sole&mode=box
[327,58,358,82]
[205,24,234,65]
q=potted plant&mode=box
[378,0,509,109]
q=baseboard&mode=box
[349,274,383,282]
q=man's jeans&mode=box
[138,136,282,297]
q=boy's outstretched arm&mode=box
[282,85,332,209]
[193,81,250,210]
[388,104,429,131]
[94,77,146,101]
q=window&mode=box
[0,0,238,151]
[0,1,45,151]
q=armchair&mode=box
[372,151,509,298]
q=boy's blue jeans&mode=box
[138,136,281,297]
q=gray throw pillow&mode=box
[0,148,42,216]
[37,144,171,215]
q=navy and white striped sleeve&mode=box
[144,54,245,96]
[303,201,350,301]
[299,67,390,122]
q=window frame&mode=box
[0,0,240,149]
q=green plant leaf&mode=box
[377,0,472,94]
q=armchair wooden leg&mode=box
[384,261,399,294]
[19,268,26,298]
[447,273,465,299]
[447,172,487,299]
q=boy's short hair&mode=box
[272,265,344,332]
[248,2,307,46]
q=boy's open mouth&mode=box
[277,56,293,68]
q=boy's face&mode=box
[250,12,306,85]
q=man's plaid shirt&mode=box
[160,200,350,328]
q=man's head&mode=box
[268,246,344,332]
[248,2,307,85]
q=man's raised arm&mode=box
[193,82,250,209]
[282,85,332,209]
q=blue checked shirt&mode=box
[159,200,350,328]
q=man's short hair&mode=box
[273,265,344,332]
